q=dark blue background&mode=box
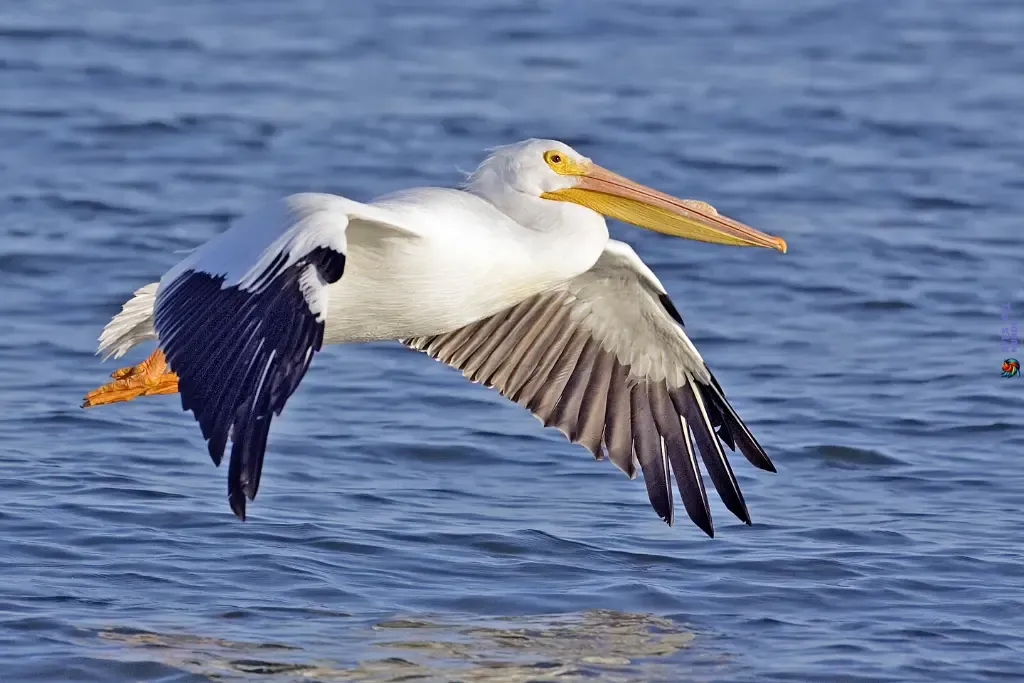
[1,1,1021,680]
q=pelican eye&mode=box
[544,150,573,173]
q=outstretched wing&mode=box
[404,240,775,537]
[153,192,405,520]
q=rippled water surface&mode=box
[2,1,1023,681]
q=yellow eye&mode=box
[544,150,572,172]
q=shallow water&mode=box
[1,1,1022,681]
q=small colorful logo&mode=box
[1003,358,1020,378]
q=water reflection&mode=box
[96,609,700,682]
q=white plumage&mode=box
[89,138,787,536]
[99,282,158,359]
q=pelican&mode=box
[82,139,787,536]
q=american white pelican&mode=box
[83,139,787,536]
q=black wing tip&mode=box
[651,487,719,537]
[685,503,715,537]
[229,492,247,521]
[720,487,752,525]
[207,434,227,467]
[696,372,779,475]
[694,516,715,538]
[652,499,673,526]
[741,437,777,473]
[681,486,715,537]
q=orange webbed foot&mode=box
[82,348,179,408]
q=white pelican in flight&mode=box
[83,139,787,537]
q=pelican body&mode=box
[84,139,787,537]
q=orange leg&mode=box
[82,348,179,408]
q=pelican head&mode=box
[467,139,787,253]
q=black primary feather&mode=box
[154,247,345,520]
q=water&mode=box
[1,1,1022,680]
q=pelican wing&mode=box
[154,193,410,520]
[403,240,775,536]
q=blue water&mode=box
[2,1,1022,681]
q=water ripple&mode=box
[1,1,1022,682]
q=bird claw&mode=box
[82,348,179,408]
[110,365,138,380]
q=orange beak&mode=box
[542,163,787,253]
